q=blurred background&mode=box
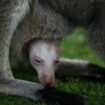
[61,27,103,65]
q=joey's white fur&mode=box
[29,40,59,85]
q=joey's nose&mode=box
[42,75,53,86]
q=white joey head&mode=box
[29,39,60,86]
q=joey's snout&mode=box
[39,74,54,86]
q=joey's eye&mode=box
[54,60,60,65]
[33,58,43,65]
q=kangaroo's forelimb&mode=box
[0,79,44,101]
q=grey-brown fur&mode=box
[0,0,105,102]
[10,0,70,69]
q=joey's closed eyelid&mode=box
[33,56,43,60]
[33,56,41,59]
[34,59,41,63]
[32,56,44,64]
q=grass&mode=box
[0,28,105,105]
